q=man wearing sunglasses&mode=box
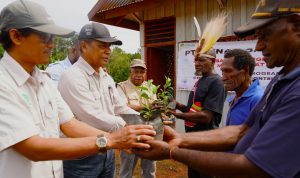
[58,22,139,178]
[0,1,155,178]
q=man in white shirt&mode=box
[46,39,80,86]
[0,1,155,178]
[58,22,139,178]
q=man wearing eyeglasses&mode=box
[0,1,155,178]
[58,22,139,178]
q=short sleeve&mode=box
[202,78,226,115]
[0,84,39,151]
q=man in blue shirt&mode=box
[133,0,300,177]
[221,49,264,126]
[46,39,80,86]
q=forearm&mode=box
[128,103,144,111]
[175,112,212,124]
[171,148,270,178]
[179,125,249,151]
[13,136,99,161]
[175,102,188,112]
[61,118,107,138]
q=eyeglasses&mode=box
[18,28,54,44]
[33,30,54,44]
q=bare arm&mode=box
[171,147,270,178]
[61,118,107,137]
[127,103,144,111]
[173,110,214,124]
[134,128,270,178]
[12,135,99,161]
[165,125,249,151]
[13,119,156,162]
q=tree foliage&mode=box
[38,36,77,70]
[0,44,4,58]
[108,47,141,83]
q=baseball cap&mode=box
[0,0,74,37]
[130,59,147,69]
[78,22,122,45]
[234,0,300,38]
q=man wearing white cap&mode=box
[0,1,155,178]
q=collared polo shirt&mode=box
[46,57,72,86]
[226,79,264,126]
[0,52,74,178]
[58,57,137,133]
[117,80,157,106]
[233,66,300,178]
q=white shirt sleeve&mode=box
[0,84,39,151]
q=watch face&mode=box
[99,137,107,147]
[97,137,107,148]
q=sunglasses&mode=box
[18,28,55,44]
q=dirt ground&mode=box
[115,150,187,178]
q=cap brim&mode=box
[234,17,276,38]
[96,37,122,45]
[31,24,75,38]
[131,65,147,69]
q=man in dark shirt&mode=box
[171,49,226,178]
[134,0,300,177]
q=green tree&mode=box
[39,35,78,70]
[0,44,4,58]
[108,47,141,83]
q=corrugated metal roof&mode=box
[97,0,144,13]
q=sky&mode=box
[0,0,141,53]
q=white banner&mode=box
[177,40,281,91]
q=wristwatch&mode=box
[96,134,108,152]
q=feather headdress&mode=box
[194,13,227,55]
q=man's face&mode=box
[69,43,80,64]
[82,40,111,69]
[221,57,247,91]
[130,67,146,86]
[255,17,300,70]
[194,56,214,74]
[15,29,55,65]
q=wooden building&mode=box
[88,0,259,104]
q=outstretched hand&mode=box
[132,140,171,160]
[108,125,156,150]
[163,126,182,147]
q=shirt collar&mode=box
[1,52,46,86]
[278,64,300,81]
[75,57,97,76]
[227,79,261,102]
[1,52,31,86]
[64,57,72,68]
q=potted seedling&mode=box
[153,77,176,126]
[120,80,164,140]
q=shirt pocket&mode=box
[43,98,60,136]
[92,91,101,101]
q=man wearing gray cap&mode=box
[58,22,139,178]
[117,59,157,178]
[0,1,155,178]
[133,0,300,177]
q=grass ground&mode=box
[115,150,187,178]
